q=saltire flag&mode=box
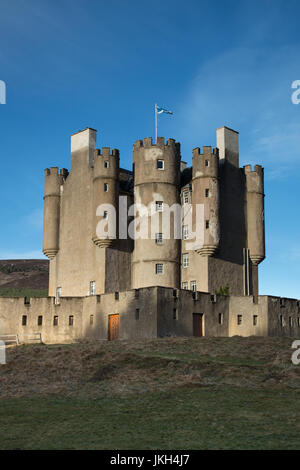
[156,105,173,115]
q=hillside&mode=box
[0,336,300,449]
[0,260,49,296]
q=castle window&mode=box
[173,308,178,320]
[182,282,188,290]
[289,317,293,327]
[53,316,59,326]
[191,280,197,292]
[155,233,163,244]
[104,183,108,192]
[155,264,163,275]
[56,287,61,305]
[69,315,74,326]
[22,315,27,326]
[183,192,189,204]
[183,254,189,268]
[218,313,223,325]
[253,315,258,326]
[206,220,210,229]
[104,161,109,168]
[205,189,210,198]
[280,315,284,327]
[103,211,108,219]
[157,159,164,170]
[205,160,210,167]
[136,309,140,320]
[156,201,163,212]
[24,296,30,305]
[237,315,242,325]
[115,292,119,300]
[37,316,43,326]
[90,315,94,325]
[90,281,96,296]
[183,225,189,240]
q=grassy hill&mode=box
[0,336,299,449]
[0,259,48,297]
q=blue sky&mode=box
[0,0,299,298]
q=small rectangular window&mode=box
[115,292,119,300]
[183,254,189,268]
[22,315,27,326]
[157,159,164,170]
[90,281,95,296]
[90,315,94,325]
[103,211,108,219]
[56,287,61,304]
[104,160,109,168]
[183,225,189,240]
[69,315,74,326]
[206,220,210,229]
[156,263,163,274]
[205,160,210,167]
[253,315,258,326]
[205,188,210,197]
[38,316,43,326]
[104,183,108,192]
[173,308,178,320]
[280,315,284,327]
[190,280,197,292]
[289,317,293,327]
[53,316,59,326]
[155,233,163,244]
[237,315,242,325]
[183,192,189,204]
[156,201,163,212]
[97,295,101,303]
[218,313,223,325]
[135,308,140,320]
[182,282,188,290]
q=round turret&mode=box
[132,137,181,289]
[244,165,265,265]
[92,147,119,248]
[43,167,67,259]
[192,146,220,256]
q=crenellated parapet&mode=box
[192,146,219,180]
[244,164,265,265]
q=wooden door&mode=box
[193,313,203,337]
[108,314,119,341]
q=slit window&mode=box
[205,189,210,198]
[37,316,43,326]
[53,316,59,326]
[218,313,223,325]
[104,161,109,168]
[237,315,242,325]
[90,281,95,296]
[206,220,210,229]
[253,315,258,326]
[103,211,108,219]
[90,315,94,325]
[22,315,27,326]
[136,309,140,320]
[205,160,210,167]
[173,308,178,320]
[104,183,108,192]
[69,315,74,326]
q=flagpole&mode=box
[155,103,158,143]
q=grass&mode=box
[0,288,48,298]
[0,337,300,449]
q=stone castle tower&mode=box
[43,126,265,300]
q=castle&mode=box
[0,126,299,343]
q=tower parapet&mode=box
[92,147,120,248]
[43,167,67,259]
[244,164,265,265]
[192,146,220,256]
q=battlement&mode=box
[94,147,119,158]
[192,146,219,157]
[134,137,180,151]
[243,164,264,176]
[44,167,69,179]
